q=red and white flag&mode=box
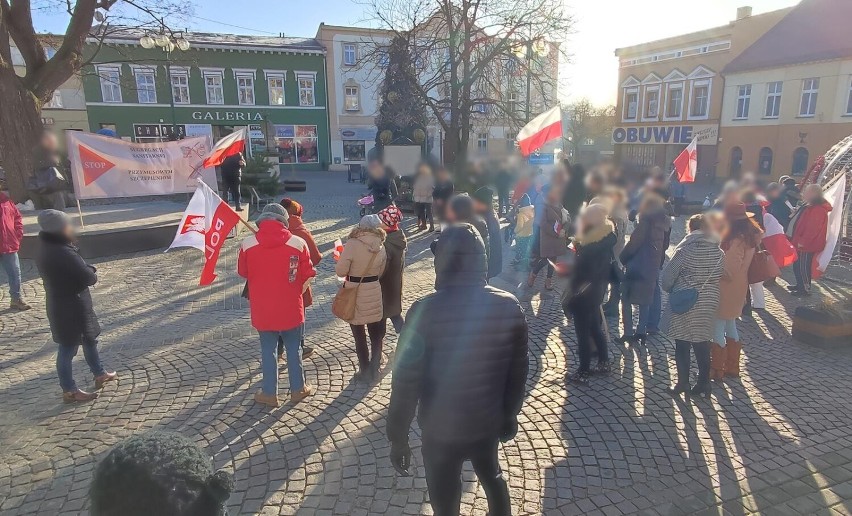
[202,127,247,168]
[672,138,698,183]
[762,212,797,268]
[333,238,344,261]
[815,172,846,279]
[168,180,242,285]
[517,106,562,156]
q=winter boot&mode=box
[724,339,743,378]
[710,342,728,381]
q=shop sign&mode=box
[191,111,264,122]
[611,124,718,146]
[41,117,55,126]
[249,124,265,140]
[134,124,187,140]
[528,152,555,165]
[340,127,377,141]
[274,125,295,138]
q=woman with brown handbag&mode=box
[334,215,388,382]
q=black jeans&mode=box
[531,257,554,278]
[422,438,511,516]
[224,178,241,209]
[571,303,608,372]
[414,202,434,228]
[674,340,711,387]
[350,320,386,371]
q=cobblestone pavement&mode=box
[1,172,852,516]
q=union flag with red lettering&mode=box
[167,180,241,285]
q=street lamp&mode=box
[140,30,191,140]
[513,37,550,123]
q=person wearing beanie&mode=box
[278,198,322,360]
[563,204,617,384]
[387,223,528,516]
[472,186,503,279]
[238,203,316,407]
[0,173,30,310]
[35,209,117,402]
[335,215,388,382]
[376,205,408,334]
[90,431,233,516]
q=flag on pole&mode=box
[761,212,797,268]
[167,180,242,285]
[202,127,247,168]
[672,138,698,183]
[517,106,562,156]
[814,172,846,279]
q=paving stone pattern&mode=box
[1,172,852,515]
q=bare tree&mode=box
[564,98,615,162]
[360,0,572,169]
[0,0,191,200]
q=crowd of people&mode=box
[7,147,837,515]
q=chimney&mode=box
[736,6,753,20]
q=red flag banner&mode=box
[202,128,247,168]
[673,138,698,183]
[517,106,562,156]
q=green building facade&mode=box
[82,31,330,170]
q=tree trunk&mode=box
[0,70,43,202]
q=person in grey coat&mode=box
[619,192,671,346]
[661,214,724,399]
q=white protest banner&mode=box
[66,132,219,199]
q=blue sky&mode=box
[32,0,800,105]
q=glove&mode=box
[390,441,411,476]
[500,418,519,443]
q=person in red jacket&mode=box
[279,198,322,360]
[0,176,30,311]
[787,184,831,297]
[238,204,316,407]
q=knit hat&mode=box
[518,193,532,208]
[89,431,233,516]
[37,209,71,234]
[471,186,494,206]
[256,203,289,226]
[359,214,382,229]
[279,198,303,217]
[377,205,403,229]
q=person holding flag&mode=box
[202,128,247,211]
[238,204,316,407]
[787,183,832,297]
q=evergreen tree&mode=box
[374,36,429,155]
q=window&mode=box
[274,125,319,164]
[729,147,743,177]
[344,85,359,111]
[846,78,852,115]
[758,147,773,175]
[135,71,157,104]
[343,141,366,161]
[506,131,517,151]
[799,78,819,117]
[298,74,315,106]
[377,50,389,68]
[343,43,357,66]
[623,88,639,120]
[171,72,190,104]
[477,133,488,152]
[665,83,683,119]
[689,80,710,119]
[268,75,285,105]
[792,147,809,176]
[236,74,255,105]
[735,84,751,119]
[98,66,122,103]
[643,86,659,119]
[765,81,782,118]
[508,92,519,114]
[45,91,63,108]
[204,71,224,105]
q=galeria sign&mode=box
[611,124,718,146]
[66,131,218,199]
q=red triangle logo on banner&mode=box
[78,144,116,185]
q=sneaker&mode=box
[63,389,99,403]
[566,370,590,385]
[9,298,31,311]
[94,371,118,390]
[302,346,315,359]
[593,361,612,374]
[290,385,313,403]
[791,290,811,298]
[254,390,280,408]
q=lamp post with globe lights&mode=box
[140,31,191,140]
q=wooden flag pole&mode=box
[76,199,85,228]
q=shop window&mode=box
[298,74,316,106]
[758,147,773,175]
[134,70,156,104]
[729,147,742,177]
[345,85,359,111]
[236,74,255,105]
[274,125,318,164]
[98,66,122,103]
[799,78,819,117]
[792,147,809,176]
[343,141,366,161]
[765,81,782,118]
[171,72,190,104]
[268,75,285,106]
[735,84,751,119]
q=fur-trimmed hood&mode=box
[347,226,386,253]
[575,219,615,246]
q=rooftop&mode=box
[89,26,325,53]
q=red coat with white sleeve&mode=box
[0,192,23,254]
[238,220,317,331]
[790,201,831,254]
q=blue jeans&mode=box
[1,252,22,299]
[648,279,662,331]
[714,319,739,346]
[621,301,652,336]
[259,325,304,395]
[56,338,106,392]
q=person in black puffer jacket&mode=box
[387,223,528,516]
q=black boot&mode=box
[690,383,712,400]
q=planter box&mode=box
[792,306,852,349]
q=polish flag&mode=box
[761,212,797,268]
[202,128,247,168]
[517,106,562,156]
[814,172,846,279]
[672,138,697,183]
[333,238,344,261]
[168,180,243,285]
